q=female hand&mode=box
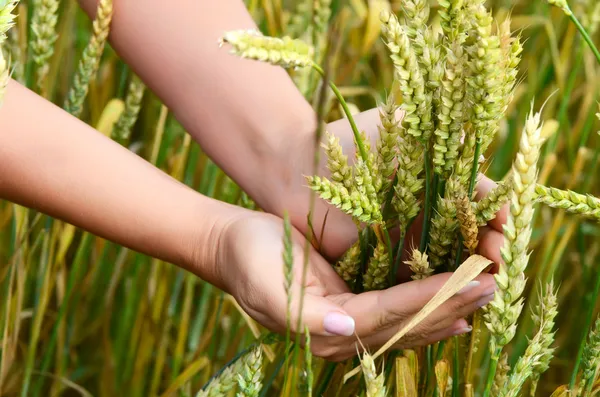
[216,211,497,361]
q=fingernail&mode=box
[481,284,497,297]
[323,312,355,336]
[454,326,473,336]
[457,281,480,295]
[477,293,495,308]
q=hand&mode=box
[216,211,497,361]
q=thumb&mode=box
[289,294,356,337]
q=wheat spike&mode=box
[334,241,361,283]
[0,0,18,44]
[579,317,600,394]
[428,195,458,269]
[30,0,59,92]
[197,355,245,397]
[5,26,23,83]
[492,353,510,395]
[498,282,558,397]
[220,29,314,69]
[404,248,433,280]
[380,10,433,141]
[363,242,390,291]
[535,185,600,222]
[434,41,468,175]
[401,0,430,39]
[476,178,512,226]
[307,175,382,224]
[484,108,545,356]
[361,353,386,397]
[375,95,400,197]
[64,0,114,118]
[455,191,479,255]
[112,74,146,143]
[547,0,573,15]
[236,346,264,397]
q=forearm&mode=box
[77,0,317,212]
[0,80,242,289]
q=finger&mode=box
[396,318,472,349]
[477,226,503,273]
[474,174,509,232]
[362,277,494,349]
[346,272,495,336]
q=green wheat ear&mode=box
[112,74,146,143]
[30,0,59,93]
[64,0,114,118]
[219,29,314,69]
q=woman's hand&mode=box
[216,211,497,361]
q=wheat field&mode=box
[1,0,600,396]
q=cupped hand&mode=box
[217,211,497,361]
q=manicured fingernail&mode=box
[481,284,497,297]
[324,312,355,336]
[454,326,473,336]
[477,293,495,308]
[457,281,480,295]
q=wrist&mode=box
[185,198,249,292]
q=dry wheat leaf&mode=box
[344,254,493,382]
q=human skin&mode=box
[0,0,508,359]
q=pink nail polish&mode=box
[323,312,355,336]
[454,326,473,336]
[457,281,480,295]
[477,293,495,308]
